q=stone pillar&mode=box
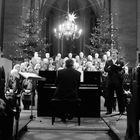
[137,0,140,49]
[0,0,5,52]
[137,0,140,64]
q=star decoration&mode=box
[68,12,77,22]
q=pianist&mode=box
[53,59,81,100]
[52,59,81,122]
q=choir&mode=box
[7,50,129,113]
[10,51,111,74]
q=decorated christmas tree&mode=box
[13,7,50,61]
[87,10,120,56]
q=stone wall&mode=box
[3,0,23,58]
[112,0,137,67]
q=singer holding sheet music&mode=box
[104,49,125,115]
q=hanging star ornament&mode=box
[68,12,77,22]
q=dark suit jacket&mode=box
[54,68,81,100]
[104,59,124,86]
[0,66,5,83]
[0,66,5,99]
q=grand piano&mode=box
[37,70,101,117]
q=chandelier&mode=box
[54,0,82,40]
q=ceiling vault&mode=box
[38,0,104,17]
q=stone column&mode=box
[0,0,5,52]
[137,0,140,64]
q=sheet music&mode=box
[80,71,84,82]
[19,72,43,80]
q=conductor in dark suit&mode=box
[104,49,125,114]
[54,59,81,100]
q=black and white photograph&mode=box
[0,0,140,140]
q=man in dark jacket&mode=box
[54,59,81,100]
[0,52,5,100]
[0,52,14,140]
[104,49,125,115]
[53,59,81,122]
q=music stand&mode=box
[19,72,45,119]
[116,112,127,121]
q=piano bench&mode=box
[50,98,81,125]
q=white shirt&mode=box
[112,59,117,64]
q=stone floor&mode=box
[16,110,127,140]
[20,130,113,140]
[12,96,140,140]
[14,97,129,140]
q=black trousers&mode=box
[106,83,125,113]
[0,111,14,140]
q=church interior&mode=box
[0,0,140,140]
